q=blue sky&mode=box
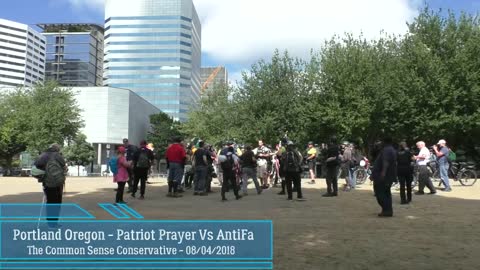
[1,0,479,83]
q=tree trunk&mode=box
[77,165,80,177]
[5,156,13,176]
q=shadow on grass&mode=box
[1,177,480,270]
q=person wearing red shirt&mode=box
[165,137,187,197]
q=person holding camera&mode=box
[433,139,451,192]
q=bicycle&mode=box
[353,158,371,185]
[432,161,477,187]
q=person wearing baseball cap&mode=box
[433,139,451,192]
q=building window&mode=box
[0,38,25,46]
[0,53,25,60]
[106,16,191,22]
[105,32,191,38]
[0,24,27,33]
[108,57,191,63]
[0,45,25,53]
[0,31,26,40]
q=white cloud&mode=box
[63,0,420,66]
[66,0,104,11]
[195,0,420,64]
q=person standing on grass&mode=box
[415,141,437,195]
[193,141,209,196]
[122,138,137,193]
[433,139,451,192]
[131,140,154,200]
[113,146,131,204]
[240,145,262,196]
[256,140,272,189]
[397,142,414,204]
[165,137,186,198]
[282,141,305,201]
[34,143,67,228]
[306,141,317,184]
[277,138,288,195]
[323,136,340,197]
[371,137,397,217]
[220,146,242,201]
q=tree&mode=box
[180,7,480,160]
[0,89,31,173]
[24,81,84,154]
[63,133,95,176]
[0,81,84,174]
[183,83,242,147]
[147,112,183,159]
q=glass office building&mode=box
[104,0,201,121]
[38,23,104,86]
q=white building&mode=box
[103,0,201,122]
[0,18,46,87]
[72,87,160,166]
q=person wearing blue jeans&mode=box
[348,166,356,189]
[434,139,451,192]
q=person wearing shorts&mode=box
[256,140,271,189]
[306,141,317,184]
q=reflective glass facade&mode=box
[40,24,104,87]
[104,0,201,122]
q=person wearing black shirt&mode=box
[220,147,242,201]
[131,140,155,200]
[323,136,340,197]
[123,138,137,192]
[397,142,414,204]
[371,137,397,217]
[193,141,208,196]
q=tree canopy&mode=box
[0,81,83,173]
[183,8,480,159]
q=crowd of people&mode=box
[32,135,458,225]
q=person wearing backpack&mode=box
[112,146,132,204]
[34,143,67,228]
[220,146,242,201]
[281,141,305,201]
[131,140,154,200]
[323,136,340,197]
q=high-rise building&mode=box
[38,23,104,87]
[104,0,201,121]
[0,18,46,87]
[200,66,228,93]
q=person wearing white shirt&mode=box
[414,141,436,195]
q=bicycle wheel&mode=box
[354,169,367,185]
[459,170,477,186]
